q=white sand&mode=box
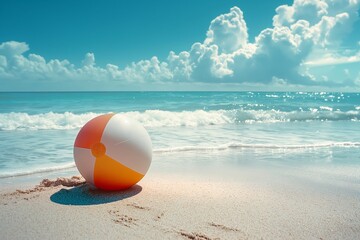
[1,170,360,240]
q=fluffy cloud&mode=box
[304,49,360,66]
[0,0,359,89]
[274,0,360,46]
[273,0,328,27]
[0,41,173,85]
[82,52,95,67]
[0,41,29,57]
[167,0,359,86]
[0,41,76,81]
[204,7,248,54]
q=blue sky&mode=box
[0,0,359,91]
[0,0,291,67]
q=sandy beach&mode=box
[1,161,360,240]
[2,0,360,238]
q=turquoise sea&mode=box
[0,92,359,186]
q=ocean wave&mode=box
[153,142,360,153]
[0,162,76,179]
[0,109,359,130]
[0,112,101,131]
[1,141,359,179]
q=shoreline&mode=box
[1,147,360,239]
[1,167,360,240]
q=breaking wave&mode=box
[0,109,359,130]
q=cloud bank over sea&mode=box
[0,0,359,90]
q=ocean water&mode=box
[0,92,359,185]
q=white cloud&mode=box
[204,7,248,53]
[0,41,29,57]
[273,0,328,27]
[304,50,360,66]
[82,52,95,67]
[0,55,7,68]
[120,56,173,83]
[275,0,359,46]
[0,0,359,90]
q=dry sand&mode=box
[1,171,360,240]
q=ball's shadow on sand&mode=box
[50,184,142,205]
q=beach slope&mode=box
[1,172,359,240]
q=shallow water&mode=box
[0,91,359,184]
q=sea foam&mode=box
[0,109,359,130]
[0,162,76,179]
[153,141,360,153]
[1,141,359,178]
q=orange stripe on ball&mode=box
[93,154,144,190]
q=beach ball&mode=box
[73,114,152,190]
